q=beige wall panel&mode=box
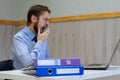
[0,18,120,67]
[48,18,120,66]
[0,25,24,61]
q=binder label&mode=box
[57,68,80,74]
[37,60,60,66]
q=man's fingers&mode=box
[38,28,49,36]
[37,28,50,42]
[38,26,41,35]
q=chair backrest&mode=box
[0,59,14,71]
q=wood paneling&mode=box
[1,12,120,25]
[50,12,120,22]
[0,20,16,25]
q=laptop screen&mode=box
[84,38,120,70]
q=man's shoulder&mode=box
[14,27,27,39]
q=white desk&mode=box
[83,66,120,79]
[0,66,120,80]
[0,70,83,80]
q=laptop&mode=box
[84,38,120,70]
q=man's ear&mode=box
[31,15,37,23]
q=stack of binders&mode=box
[22,58,84,77]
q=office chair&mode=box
[0,59,14,80]
[0,59,14,71]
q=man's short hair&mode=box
[27,5,51,26]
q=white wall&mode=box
[0,0,120,20]
[0,0,18,20]
[18,0,120,20]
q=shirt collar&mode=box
[23,26,36,40]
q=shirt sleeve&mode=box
[12,36,50,66]
[34,40,51,58]
[45,41,51,58]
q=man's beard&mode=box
[33,22,48,34]
[34,22,38,34]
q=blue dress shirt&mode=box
[12,27,50,69]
